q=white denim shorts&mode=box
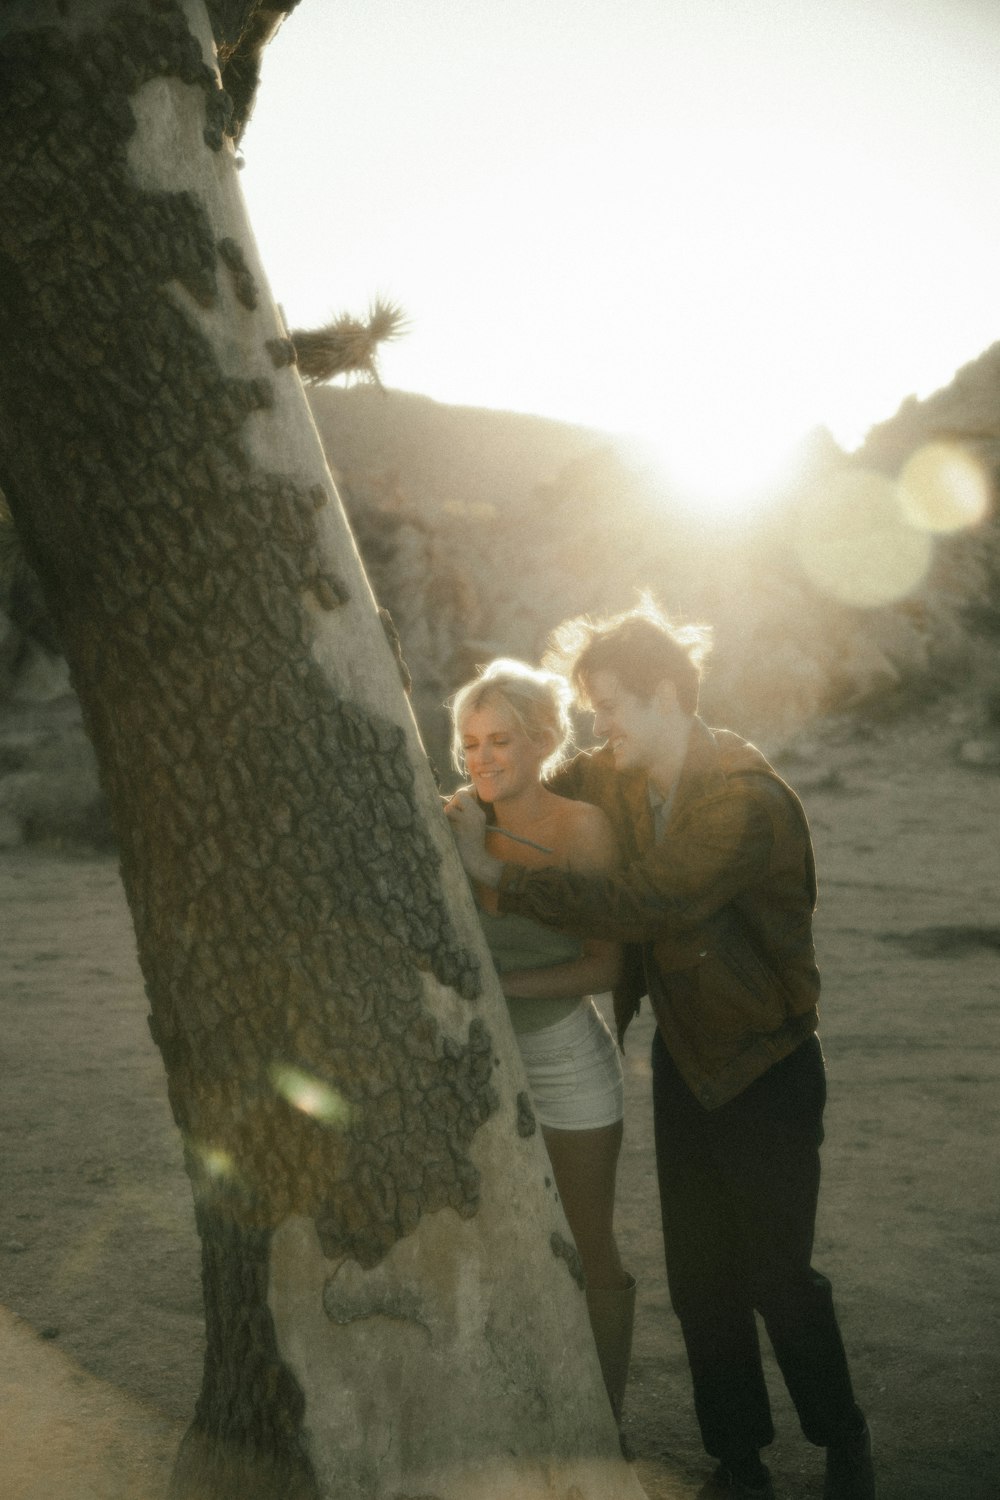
[515,999,624,1130]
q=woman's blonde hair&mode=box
[450,658,574,780]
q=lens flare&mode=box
[186,1140,250,1205]
[270,1064,352,1127]
[190,1142,236,1180]
[795,469,932,607]
[898,442,990,533]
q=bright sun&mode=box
[428,123,940,522]
[623,417,804,520]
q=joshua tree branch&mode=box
[290,300,408,387]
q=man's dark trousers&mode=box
[651,1031,862,1461]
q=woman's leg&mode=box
[541,1121,629,1290]
[543,1120,634,1421]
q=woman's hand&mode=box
[443,788,503,888]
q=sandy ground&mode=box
[1,702,998,1499]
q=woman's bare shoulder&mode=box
[556,798,619,872]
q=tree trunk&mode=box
[0,5,654,1497]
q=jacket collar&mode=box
[609,717,714,845]
[618,717,768,838]
[674,716,729,807]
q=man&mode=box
[447,601,875,1500]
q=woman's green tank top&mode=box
[477,907,586,1035]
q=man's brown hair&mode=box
[544,595,712,715]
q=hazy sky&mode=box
[239,0,1000,499]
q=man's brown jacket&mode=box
[497,717,821,1109]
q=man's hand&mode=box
[443,788,503,889]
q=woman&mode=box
[445,658,635,1422]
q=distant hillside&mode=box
[308,385,609,515]
[859,342,1000,473]
[306,366,1000,768]
[2,349,999,847]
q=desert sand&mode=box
[1,697,998,1500]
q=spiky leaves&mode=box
[290,300,407,388]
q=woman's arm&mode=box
[501,938,622,1001]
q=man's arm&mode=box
[445,772,777,947]
[497,792,774,945]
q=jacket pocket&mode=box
[688,920,789,1045]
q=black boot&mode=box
[823,1419,875,1500]
[699,1455,776,1499]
